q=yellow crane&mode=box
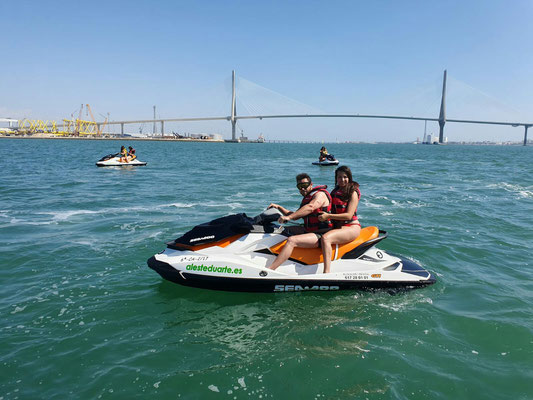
[75,103,83,135]
[85,104,108,136]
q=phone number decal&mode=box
[343,273,370,280]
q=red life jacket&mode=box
[330,185,360,226]
[299,185,333,232]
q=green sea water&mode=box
[1,138,532,399]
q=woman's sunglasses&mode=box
[296,182,311,190]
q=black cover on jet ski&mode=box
[172,213,254,247]
[99,153,119,161]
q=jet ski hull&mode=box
[96,156,147,167]
[312,160,339,166]
[148,255,435,292]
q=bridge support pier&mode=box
[439,70,447,143]
[121,123,124,135]
[524,125,529,146]
[161,121,164,136]
[231,70,237,141]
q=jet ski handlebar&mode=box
[253,208,283,225]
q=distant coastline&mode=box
[0,133,529,146]
[0,133,224,143]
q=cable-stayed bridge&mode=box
[17,71,533,145]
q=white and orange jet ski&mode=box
[147,208,435,293]
[96,153,147,167]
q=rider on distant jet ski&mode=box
[119,146,129,163]
[318,146,337,162]
[319,146,328,161]
[128,146,136,160]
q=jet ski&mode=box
[313,154,339,166]
[96,153,147,167]
[147,208,435,293]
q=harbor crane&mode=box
[75,103,83,135]
[86,104,108,136]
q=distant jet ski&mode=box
[313,154,339,166]
[147,208,435,293]
[96,153,147,167]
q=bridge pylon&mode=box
[439,70,447,143]
[231,70,237,140]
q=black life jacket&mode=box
[330,185,360,226]
[299,185,333,232]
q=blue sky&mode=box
[2,0,532,142]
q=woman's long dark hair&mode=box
[334,166,359,202]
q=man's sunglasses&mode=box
[296,182,311,190]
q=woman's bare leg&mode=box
[268,233,319,270]
[321,225,361,273]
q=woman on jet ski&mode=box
[119,146,128,163]
[317,165,361,273]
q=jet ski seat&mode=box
[268,226,381,265]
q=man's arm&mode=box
[283,191,329,222]
[268,203,292,216]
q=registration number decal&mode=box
[179,256,209,262]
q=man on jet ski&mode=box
[266,173,332,270]
[319,146,328,161]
